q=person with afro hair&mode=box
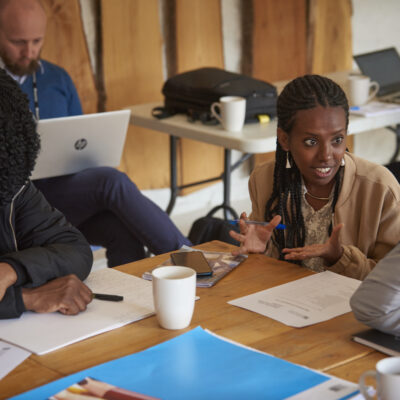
[0,68,93,319]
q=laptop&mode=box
[354,47,400,104]
[31,109,131,180]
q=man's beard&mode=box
[0,50,40,76]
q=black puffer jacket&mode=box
[0,181,93,318]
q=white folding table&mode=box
[130,101,400,219]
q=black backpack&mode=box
[188,206,240,246]
[153,67,277,124]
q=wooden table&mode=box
[327,352,386,383]
[0,241,384,399]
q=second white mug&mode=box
[359,356,400,400]
[210,96,246,132]
[347,75,379,107]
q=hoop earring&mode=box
[341,157,345,167]
[286,152,291,169]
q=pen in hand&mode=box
[92,293,124,302]
[228,220,286,230]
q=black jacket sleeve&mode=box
[0,182,93,318]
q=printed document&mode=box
[229,271,361,327]
[0,269,154,355]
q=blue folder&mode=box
[12,327,358,400]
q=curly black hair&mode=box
[265,74,349,262]
[0,68,40,205]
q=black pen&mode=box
[92,293,124,302]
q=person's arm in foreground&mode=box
[0,182,93,318]
[350,243,400,336]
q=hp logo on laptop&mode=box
[74,138,87,150]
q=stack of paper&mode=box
[0,268,154,355]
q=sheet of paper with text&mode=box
[229,271,361,327]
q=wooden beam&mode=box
[41,0,98,114]
[101,0,169,189]
[175,0,224,194]
[251,0,307,166]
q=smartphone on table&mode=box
[170,251,213,276]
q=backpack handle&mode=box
[152,106,174,119]
[206,204,239,220]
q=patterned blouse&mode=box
[301,184,334,272]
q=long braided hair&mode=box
[0,68,40,206]
[265,74,349,261]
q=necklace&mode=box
[305,191,330,201]
[302,181,334,202]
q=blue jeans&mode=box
[34,167,192,267]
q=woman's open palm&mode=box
[282,223,344,265]
[230,213,282,255]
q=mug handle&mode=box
[368,81,380,102]
[210,102,223,124]
[359,370,376,400]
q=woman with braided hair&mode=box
[230,74,400,280]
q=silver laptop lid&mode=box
[354,47,400,96]
[31,109,130,180]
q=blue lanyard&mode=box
[32,72,40,121]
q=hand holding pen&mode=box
[229,212,283,256]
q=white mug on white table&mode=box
[152,266,196,330]
[210,96,246,132]
[347,75,380,107]
[359,356,400,400]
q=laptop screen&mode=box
[354,47,400,96]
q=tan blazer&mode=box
[248,152,400,280]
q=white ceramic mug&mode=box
[359,357,400,400]
[210,96,246,132]
[347,75,380,107]
[152,266,196,330]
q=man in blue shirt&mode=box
[0,0,192,267]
